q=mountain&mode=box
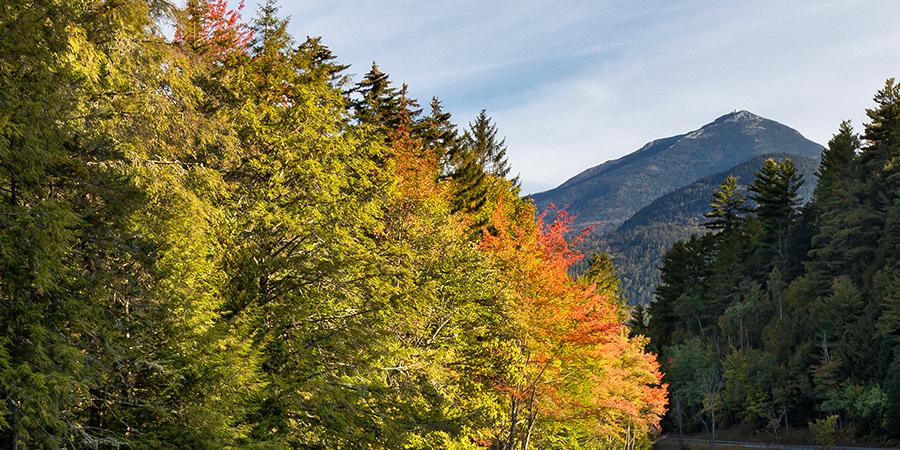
[618,153,820,233]
[590,154,820,305]
[530,110,824,232]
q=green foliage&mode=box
[748,158,805,273]
[885,353,900,438]
[581,253,622,300]
[0,2,665,448]
[809,415,839,448]
[580,153,819,306]
[646,79,900,442]
[704,176,747,231]
[464,110,518,186]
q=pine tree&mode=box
[748,159,804,274]
[863,80,900,278]
[444,110,519,223]
[448,151,491,216]
[350,63,405,130]
[861,79,900,201]
[648,237,712,350]
[465,109,519,185]
[707,221,756,319]
[418,97,460,163]
[581,252,623,301]
[816,121,859,198]
[704,175,747,232]
[253,0,292,55]
[805,122,878,292]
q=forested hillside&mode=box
[0,1,665,448]
[589,154,819,305]
[644,81,900,444]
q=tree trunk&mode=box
[8,398,19,450]
[521,389,536,450]
[675,396,685,450]
[506,396,518,450]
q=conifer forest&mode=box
[0,1,898,449]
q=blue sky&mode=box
[242,0,900,194]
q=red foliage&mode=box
[175,0,254,58]
[480,200,668,439]
[536,205,586,270]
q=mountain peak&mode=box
[684,110,765,140]
[530,112,823,231]
[712,110,762,124]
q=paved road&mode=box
[657,436,898,449]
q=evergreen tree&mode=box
[297,36,351,85]
[350,63,400,125]
[465,109,519,186]
[811,277,875,379]
[448,150,491,217]
[581,252,623,301]
[444,110,520,225]
[704,175,747,232]
[648,237,713,350]
[0,2,91,444]
[253,0,292,55]
[864,80,900,278]
[861,78,900,203]
[885,352,900,438]
[815,121,859,198]
[418,97,460,162]
[748,159,804,274]
[350,63,420,132]
[805,122,878,291]
[645,80,900,441]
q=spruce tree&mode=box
[418,97,460,163]
[648,237,712,349]
[297,36,351,85]
[704,175,747,232]
[465,109,519,186]
[863,80,900,277]
[580,252,624,312]
[861,78,900,201]
[350,62,403,129]
[805,122,877,291]
[815,121,859,198]
[253,0,292,56]
[748,159,804,274]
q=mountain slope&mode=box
[531,111,824,231]
[592,153,820,305]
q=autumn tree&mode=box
[482,204,667,449]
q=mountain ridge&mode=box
[596,153,821,305]
[530,110,824,232]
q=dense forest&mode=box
[0,1,667,448]
[644,80,900,445]
[582,153,820,305]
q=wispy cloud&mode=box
[244,0,900,194]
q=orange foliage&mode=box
[480,200,668,439]
[387,126,441,201]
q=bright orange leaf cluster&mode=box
[481,200,668,444]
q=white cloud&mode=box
[243,0,900,194]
